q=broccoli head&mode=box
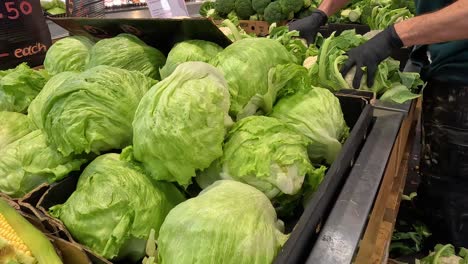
[279,0,303,14]
[252,0,271,14]
[215,0,236,16]
[199,1,216,17]
[235,0,255,19]
[264,1,285,24]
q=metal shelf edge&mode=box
[306,111,405,264]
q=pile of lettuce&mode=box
[328,0,415,30]
[200,0,413,29]
[40,0,66,15]
[0,30,359,264]
[307,29,423,104]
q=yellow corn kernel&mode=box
[0,213,32,257]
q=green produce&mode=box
[133,62,232,187]
[279,0,303,14]
[390,220,431,256]
[50,153,185,261]
[267,63,312,99]
[252,0,271,14]
[44,36,94,75]
[0,199,63,264]
[328,0,414,29]
[271,87,349,164]
[340,6,362,22]
[27,72,76,130]
[40,0,65,14]
[310,30,422,103]
[0,130,87,198]
[0,63,48,113]
[268,24,308,64]
[215,0,236,15]
[379,83,421,104]
[201,0,316,24]
[310,30,365,92]
[235,0,255,19]
[0,112,33,149]
[46,7,65,15]
[199,1,216,17]
[417,244,468,264]
[157,180,288,264]
[217,18,251,42]
[264,1,285,24]
[87,34,166,80]
[36,66,155,156]
[365,5,412,30]
[302,165,327,204]
[159,40,223,79]
[220,116,315,198]
[40,0,56,10]
[211,38,295,119]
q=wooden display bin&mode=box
[354,98,421,264]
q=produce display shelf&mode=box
[26,93,374,264]
[306,109,405,264]
[354,99,419,264]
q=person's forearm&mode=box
[395,0,468,47]
[318,0,350,16]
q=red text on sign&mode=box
[2,1,33,20]
[14,42,47,58]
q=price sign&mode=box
[0,0,52,69]
[146,0,188,18]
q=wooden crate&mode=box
[354,98,421,264]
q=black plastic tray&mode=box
[274,94,374,264]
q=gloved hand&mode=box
[288,10,328,45]
[340,25,404,89]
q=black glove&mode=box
[340,25,404,89]
[288,10,328,45]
